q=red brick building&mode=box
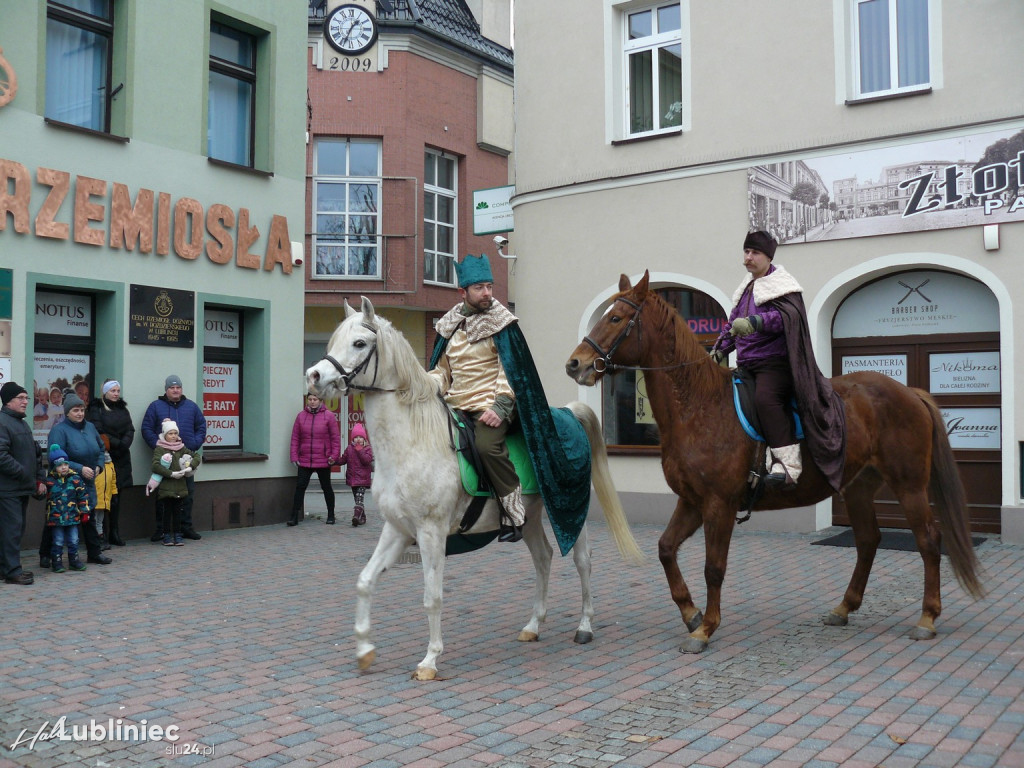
[303,0,513,384]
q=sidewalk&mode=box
[1,488,1021,767]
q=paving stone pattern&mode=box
[1,490,1022,768]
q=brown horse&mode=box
[566,271,984,653]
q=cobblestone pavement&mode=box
[1,490,1022,767]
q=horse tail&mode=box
[920,391,986,599]
[568,401,645,565]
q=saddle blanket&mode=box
[458,431,539,497]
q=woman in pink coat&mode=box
[338,422,373,526]
[289,391,340,525]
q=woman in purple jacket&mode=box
[289,391,340,526]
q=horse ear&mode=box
[634,270,650,298]
[360,296,376,323]
[344,300,357,319]
[618,274,633,291]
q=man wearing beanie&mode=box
[711,231,845,492]
[45,391,111,565]
[140,375,207,541]
[0,382,45,584]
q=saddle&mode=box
[731,369,804,524]
[442,401,538,555]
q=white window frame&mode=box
[423,150,458,287]
[311,138,383,280]
[605,0,690,142]
[840,0,941,102]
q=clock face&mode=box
[325,4,379,56]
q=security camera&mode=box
[493,235,508,248]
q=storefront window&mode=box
[202,307,243,449]
[602,286,725,450]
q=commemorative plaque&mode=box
[129,285,195,347]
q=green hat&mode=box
[455,254,493,288]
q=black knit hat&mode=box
[1,382,27,406]
[743,230,778,260]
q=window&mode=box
[208,22,256,166]
[603,287,725,450]
[312,138,382,278]
[423,151,457,286]
[33,290,96,445]
[45,0,114,131]
[854,0,930,97]
[202,308,243,450]
[624,2,682,137]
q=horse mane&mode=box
[640,290,724,402]
[370,316,450,455]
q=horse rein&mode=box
[583,295,704,374]
[318,320,396,393]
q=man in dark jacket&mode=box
[0,382,45,585]
[141,375,207,541]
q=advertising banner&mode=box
[33,353,90,443]
[748,125,1024,245]
[202,363,239,448]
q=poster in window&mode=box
[33,352,91,444]
[202,363,239,447]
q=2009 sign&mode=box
[328,56,372,72]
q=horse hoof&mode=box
[679,636,708,654]
[823,611,848,627]
[684,611,703,633]
[517,630,539,642]
[574,630,593,645]
[909,626,937,641]
[413,666,437,681]
[357,649,376,670]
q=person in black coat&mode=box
[85,380,135,546]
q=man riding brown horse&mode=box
[711,230,845,491]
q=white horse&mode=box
[306,297,643,681]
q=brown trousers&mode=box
[744,356,797,448]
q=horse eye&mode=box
[610,315,621,323]
[354,340,366,348]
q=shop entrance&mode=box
[830,270,1001,533]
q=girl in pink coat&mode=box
[289,391,341,525]
[338,422,373,526]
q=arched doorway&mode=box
[831,270,1001,532]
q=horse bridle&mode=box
[319,320,395,393]
[582,295,704,374]
[582,296,644,374]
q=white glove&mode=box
[171,470,186,479]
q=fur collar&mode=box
[435,299,518,343]
[731,264,803,306]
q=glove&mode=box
[710,349,729,368]
[171,470,186,479]
[182,467,194,476]
[327,457,335,466]
[728,315,763,337]
[81,513,90,523]
[33,481,47,500]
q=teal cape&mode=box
[430,323,591,556]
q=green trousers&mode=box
[471,412,519,497]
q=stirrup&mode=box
[498,525,522,543]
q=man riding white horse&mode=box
[429,254,591,546]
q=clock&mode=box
[324,4,379,56]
